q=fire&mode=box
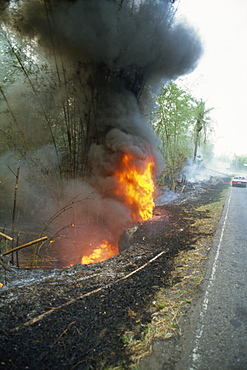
[81,240,118,265]
[80,152,155,265]
[114,153,155,222]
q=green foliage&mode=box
[230,155,247,171]
[153,82,214,189]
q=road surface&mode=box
[176,185,247,369]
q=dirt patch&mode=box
[0,177,230,370]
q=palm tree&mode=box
[193,100,214,162]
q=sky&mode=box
[177,0,247,157]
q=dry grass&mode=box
[116,187,228,368]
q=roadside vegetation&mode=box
[116,180,229,368]
[154,82,214,191]
[230,154,247,172]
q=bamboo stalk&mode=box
[0,232,13,241]
[3,237,48,256]
[4,35,61,170]
[12,167,20,253]
[0,86,21,131]
[16,233,20,268]
[0,86,30,157]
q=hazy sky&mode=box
[177,0,247,157]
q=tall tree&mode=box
[153,82,214,190]
[193,99,214,162]
[154,82,195,189]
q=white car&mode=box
[232,176,247,187]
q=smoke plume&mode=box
[0,0,203,267]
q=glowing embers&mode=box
[114,153,155,222]
[81,240,118,265]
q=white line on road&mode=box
[189,187,232,369]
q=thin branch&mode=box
[0,86,21,131]
[0,258,13,272]
[41,192,95,235]
[11,250,166,331]
[3,34,61,167]
[50,321,76,348]
[11,167,20,250]
[3,236,48,256]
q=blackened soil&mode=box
[0,178,230,370]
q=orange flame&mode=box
[114,153,155,222]
[80,152,155,265]
[81,240,118,265]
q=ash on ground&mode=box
[0,177,229,370]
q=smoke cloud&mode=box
[0,0,203,267]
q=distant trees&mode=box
[153,82,214,190]
[230,155,247,171]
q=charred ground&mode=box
[0,177,230,370]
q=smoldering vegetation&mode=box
[0,0,203,267]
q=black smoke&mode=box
[0,0,203,267]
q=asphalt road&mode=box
[176,185,247,370]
